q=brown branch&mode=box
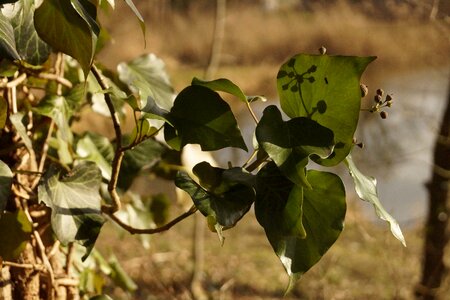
[91,64,123,213]
[2,261,46,272]
[38,73,73,88]
[107,205,198,234]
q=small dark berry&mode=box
[376,88,384,96]
[360,84,368,97]
[380,111,388,119]
[374,94,383,103]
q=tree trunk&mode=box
[10,243,40,300]
[415,79,450,299]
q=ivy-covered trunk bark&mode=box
[10,243,40,300]
[416,82,450,299]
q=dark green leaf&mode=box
[277,54,375,166]
[168,85,247,151]
[0,96,7,130]
[256,105,334,188]
[0,160,13,216]
[0,210,32,260]
[9,113,33,152]
[118,53,175,111]
[34,0,97,76]
[38,162,105,260]
[118,137,167,191]
[255,162,306,239]
[71,0,100,35]
[345,154,406,246]
[0,13,20,60]
[175,168,255,242]
[10,0,51,65]
[256,167,346,291]
[192,77,247,103]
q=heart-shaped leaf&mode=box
[345,154,406,246]
[34,0,97,76]
[277,54,375,166]
[256,105,334,188]
[167,85,247,151]
[256,166,346,292]
[38,162,106,260]
[0,160,13,216]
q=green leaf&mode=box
[9,112,33,152]
[71,0,100,35]
[175,168,255,242]
[256,167,346,291]
[117,53,175,111]
[109,254,138,292]
[0,210,32,260]
[255,105,334,188]
[255,162,306,239]
[0,96,7,130]
[167,85,247,151]
[118,137,167,191]
[0,13,20,60]
[10,0,51,65]
[38,162,106,259]
[76,132,114,180]
[277,54,375,166]
[34,0,97,76]
[192,77,247,103]
[345,154,406,246]
[0,160,13,216]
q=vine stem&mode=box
[106,205,198,234]
[91,64,123,213]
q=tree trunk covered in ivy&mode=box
[416,80,450,299]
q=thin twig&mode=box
[91,64,123,213]
[246,102,259,124]
[38,73,73,88]
[2,261,46,272]
[0,72,27,88]
[107,205,197,234]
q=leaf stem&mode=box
[106,205,198,234]
[246,102,259,124]
[91,64,123,213]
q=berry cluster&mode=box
[360,85,393,119]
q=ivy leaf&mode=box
[38,162,106,260]
[117,53,175,111]
[167,85,247,151]
[256,105,334,188]
[118,137,167,191]
[277,54,375,166]
[175,169,255,243]
[192,77,247,103]
[76,132,114,180]
[255,162,306,239]
[0,96,7,130]
[256,166,346,292]
[10,0,51,65]
[345,154,406,246]
[0,13,20,60]
[71,0,100,36]
[9,113,33,152]
[34,0,97,76]
[0,160,13,216]
[0,210,32,261]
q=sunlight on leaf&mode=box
[38,162,106,259]
[277,54,375,166]
[0,13,20,60]
[9,112,33,152]
[345,154,406,246]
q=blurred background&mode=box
[91,0,449,299]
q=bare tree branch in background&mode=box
[415,76,450,300]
